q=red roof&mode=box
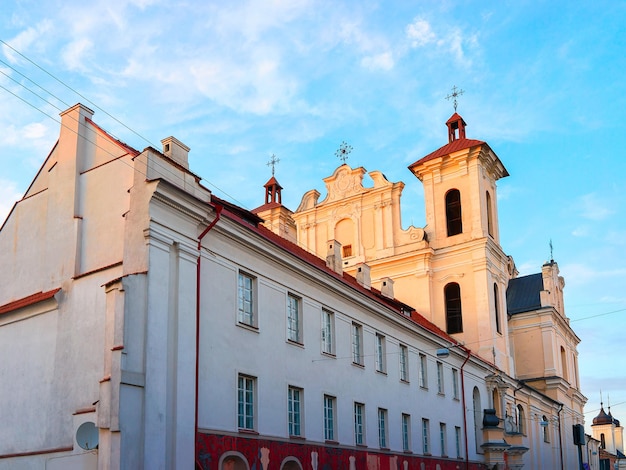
[264,176,282,189]
[408,138,486,170]
[85,117,140,157]
[0,288,61,315]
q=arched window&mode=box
[486,191,494,237]
[444,283,463,334]
[335,218,355,258]
[601,433,606,449]
[560,346,568,381]
[473,387,482,453]
[542,415,550,443]
[220,452,249,470]
[516,405,525,434]
[445,189,462,236]
[280,458,303,470]
[494,283,501,334]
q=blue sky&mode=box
[1,1,625,429]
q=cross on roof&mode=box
[445,85,465,112]
[266,154,280,176]
[335,141,353,163]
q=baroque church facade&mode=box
[256,112,587,468]
[0,103,586,470]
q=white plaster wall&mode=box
[197,221,489,460]
[0,268,118,468]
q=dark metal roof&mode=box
[506,273,543,315]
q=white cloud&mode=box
[577,193,614,221]
[361,52,394,71]
[1,20,53,63]
[62,38,94,71]
[572,225,590,237]
[406,18,436,47]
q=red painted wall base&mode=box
[196,432,486,470]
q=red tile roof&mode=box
[0,288,61,315]
[408,138,486,170]
[85,117,140,157]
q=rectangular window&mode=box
[452,368,459,400]
[455,426,462,458]
[419,353,428,388]
[440,423,447,456]
[238,374,256,430]
[323,395,336,441]
[437,361,444,394]
[354,402,365,445]
[288,386,303,436]
[352,323,363,365]
[321,309,335,355]
[343,244,352,257]
[287,294,302,343]
[399,344,409,382]
[378,408,388,448]
[375,333,386,373]
[422,418,430,454]
[238,272,256,326]
[402,414,411,452]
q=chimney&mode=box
[161,136,190,169]
[380,277,394,299]
[326,240,343,275]
[355,263,371,290]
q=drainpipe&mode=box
[459,344,471,470]
[195,203,223,469]
[558,404,564,470]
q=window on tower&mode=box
[445,189,462,236]
[486,191,494,237]
[444,283,463,334]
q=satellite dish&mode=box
[76,421,99,450]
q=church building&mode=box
[0,102,586,470]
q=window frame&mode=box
[437,361,445,395]
[419,353,428,389]
[399,344,409,382]
[378,408,388,449]
[422,418,430,454]
[237,271,257,327]
[445,189,462,236]
[452,368,459,400]
[351,323,364,366]
[455,426,462,458]
[288,386,303,437]
[375,333,386,373]
[439,422,447,457]
[402,413,411,452]
[444,282,463,334]
[237,374,256,431]
[323,395,336,441]
[354,402,365,445]
[321,309,335,356]
[494,283,502,334]
[287,293,303,344]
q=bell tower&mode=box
[408,109,513,372]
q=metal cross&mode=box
[266,154,280,176]
[445,85,465,112]
[549,239,554,262]
[335,141,353,164]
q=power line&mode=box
[570,307,626,323]
[0,40,248,207]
